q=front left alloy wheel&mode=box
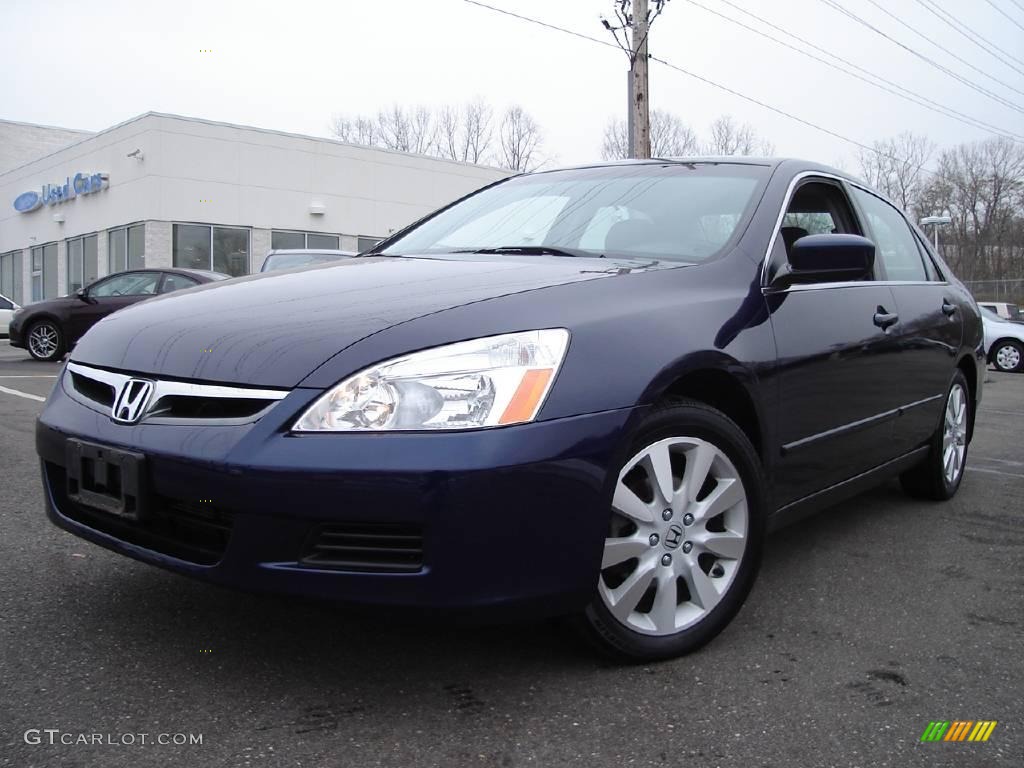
[26,320,65,362]
[580,399,765,661]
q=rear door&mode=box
[848,187,961,454]
[766,177,905,506]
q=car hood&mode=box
[70,254,674,388]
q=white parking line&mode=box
[0,384,45,402]
[967,466,1024,479]
[0,375,57,378]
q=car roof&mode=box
[94,268,229,282]
[528,157,860,185]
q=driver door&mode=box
[66,271,162,344]
[766,179,905,506]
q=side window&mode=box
[160,273,200,294]
[851,189,928,282]
[90,272,161,297]
[0,297,11,310]
[771,179,866,279]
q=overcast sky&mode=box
[2,0,1022,172]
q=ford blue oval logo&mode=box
[13,190,41,213]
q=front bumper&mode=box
[37,378,638,616]
[8,316,25,348]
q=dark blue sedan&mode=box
[36,159,983,660]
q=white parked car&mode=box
[978,301,1024,322]
[0,292,19,337]
[982,306,1024,373]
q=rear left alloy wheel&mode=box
[580,400,765,661]
[900,370,971,500]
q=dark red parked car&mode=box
[9,268,228,361]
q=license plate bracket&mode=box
[66,440,147,520]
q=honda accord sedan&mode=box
[36,159,983,660]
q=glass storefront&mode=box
[174,224,250,277]
[67,234,99,293]
[271,230,341,250]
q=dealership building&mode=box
[0,113,508,306]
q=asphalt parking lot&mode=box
[0,343,1020,768]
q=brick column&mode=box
[145,221,172,269]
[251,228,271,274]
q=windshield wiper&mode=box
[453,246,603,259]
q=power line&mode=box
[1008,0,1024,15]
[818,0,1024,115]
[914,0,1024,75]
[862,0,1024,101]
[984,0,1024,33]
[462,0,938,176]
[684,0,1024,142]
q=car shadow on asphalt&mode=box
[47,479,916,687]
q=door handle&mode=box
[873,307,899,331]
[942,300,957,317]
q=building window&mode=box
[108,224,146,273]
[271,231,341,250]
[357,236,382,252]
[66,234,99,293]
[31,243,58,301]
[0,251,21,304]
[173,224,250,277]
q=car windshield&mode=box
[380,163,769,263]
[262,253,347,272]
[980,306,1003,321]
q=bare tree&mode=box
[374,104,412,152]
[857,132,935,216]
[650,110,700,157]
[602,109,698,159]
[461,98,494,164]
[328,99,544,171]
[921,136,1024,282]
[499,105,542,171]
[704,115,767,156]
[329,115,377,146]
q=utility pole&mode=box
[602,1,669,160]
[631,0,650,159]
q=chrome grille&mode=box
[64,362,288,425]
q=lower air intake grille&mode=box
[300,523,424,573]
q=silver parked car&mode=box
[982,306,1024,373]
[259,249,356,273]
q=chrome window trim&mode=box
[64,362,288,425]
[759,170,945,291]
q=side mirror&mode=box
[775,233,875,287]
[75,288,89,302]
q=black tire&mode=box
[26,319,65,362]
[899,370,971,501]
[577,398,766,662]
[991,339,1024,373]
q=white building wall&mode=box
[0,112,510,304]
[0,119,95,175]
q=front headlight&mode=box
[293,329,570,432]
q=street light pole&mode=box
[920,215,952,252]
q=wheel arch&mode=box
[956,352,979,441]
[643,355,765,463]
